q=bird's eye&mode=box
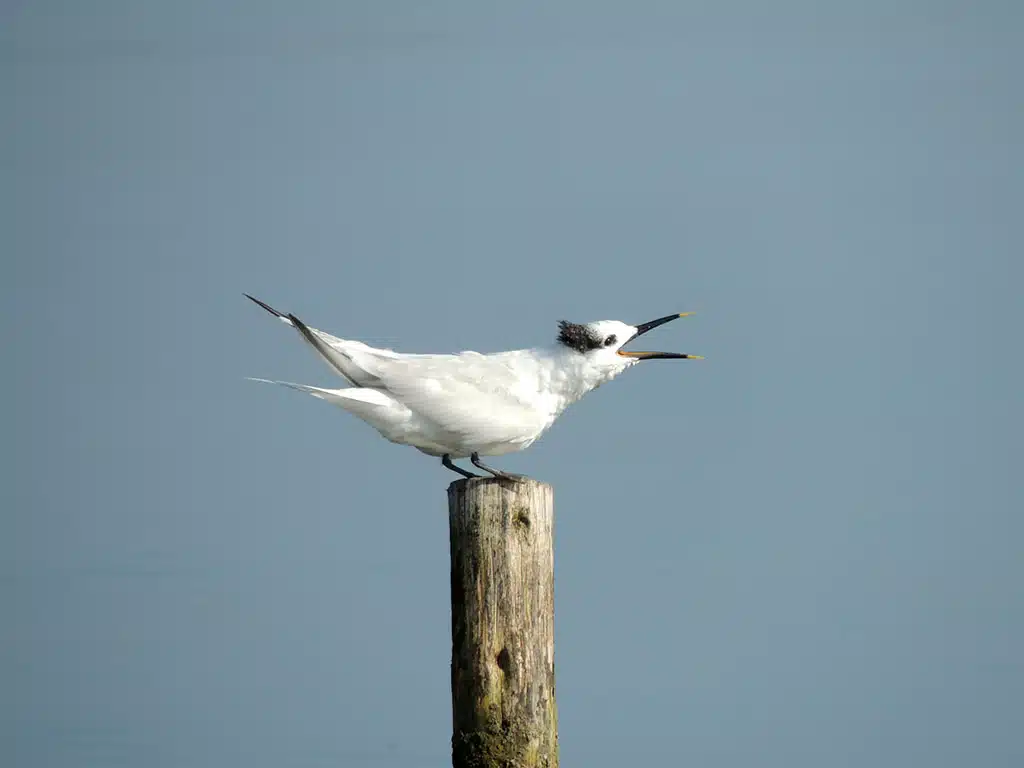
[604,334,617,347]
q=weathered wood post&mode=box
[448,477,558,768]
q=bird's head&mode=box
[556,312,702,379]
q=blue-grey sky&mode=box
[4,2,1022,766]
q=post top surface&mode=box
[447,476,551,492]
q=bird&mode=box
[245,294,702,479]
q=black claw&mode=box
[443,454,480,479]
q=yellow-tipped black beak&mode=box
[617,312,703,360]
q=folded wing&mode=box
[367,352,550,448]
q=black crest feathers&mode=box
[557,321,603,353]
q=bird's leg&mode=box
[470,452,526,481]
[442,454,480,479]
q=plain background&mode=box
[3,2,1022,766]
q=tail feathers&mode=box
[247,377,330,399]
[246,378,405,414]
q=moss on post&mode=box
[448,477,558,768]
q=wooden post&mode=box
[448,477,558,768]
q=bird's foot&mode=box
[442,454,480,479]
[470,453,526,481]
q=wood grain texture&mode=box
[448,477,557,768]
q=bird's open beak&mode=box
[617,312,704,360]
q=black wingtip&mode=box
[244,293,285,319]
[286,312,346,375]
[287,313,317,342]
